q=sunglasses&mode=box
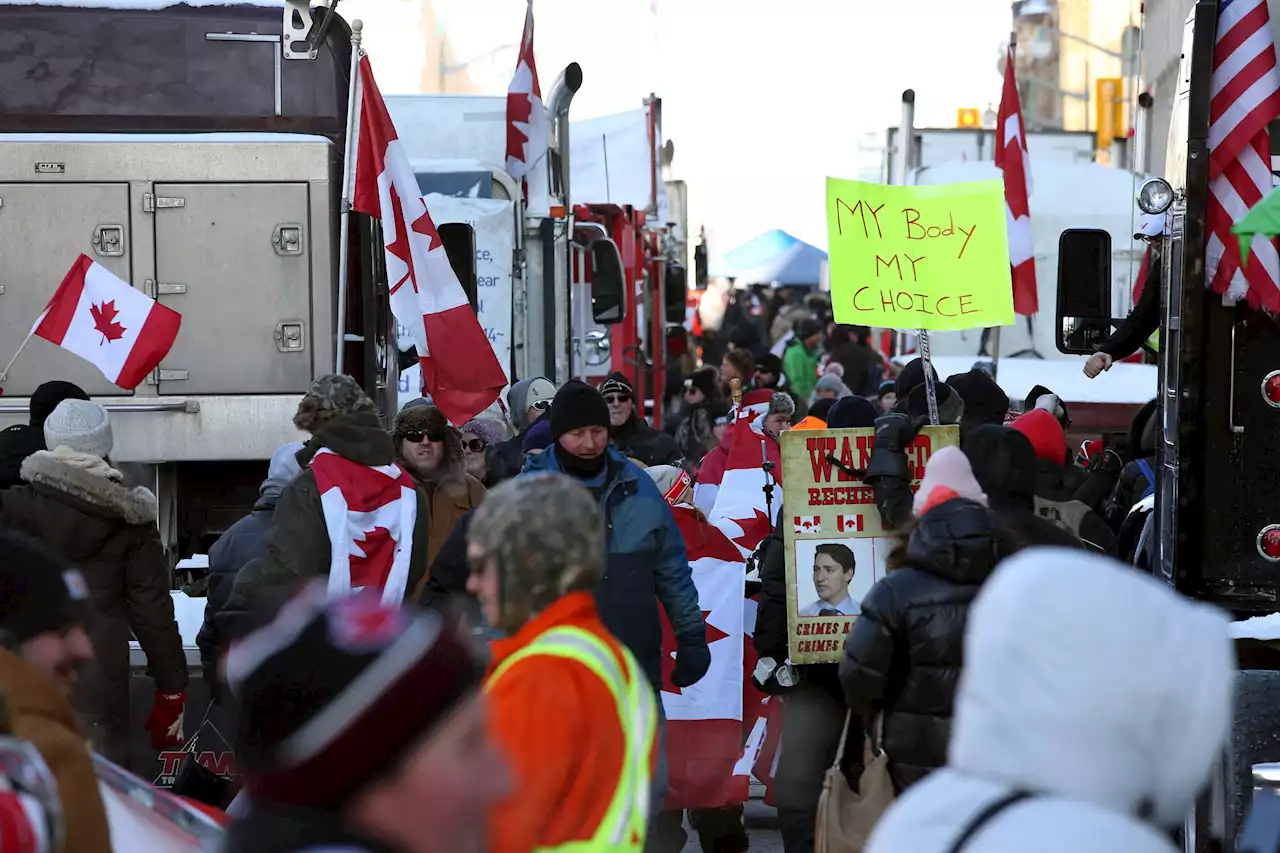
[604,394,631,405]
[403,429,444,444]
[531,399,551,411]
[463,438,487,453]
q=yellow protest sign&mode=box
[825,178,1014,331]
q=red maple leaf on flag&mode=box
[728,509,771,555]
[661,610,731,696]
[506,91,534,166]
[349,526,397,590]
[385,184,443,297]
[90,300,126,344]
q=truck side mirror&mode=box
[437,222,478,312]
[1055,228,1112,355]
[694,242,708,287]
[590,238,626,325]
[665,264,688,324]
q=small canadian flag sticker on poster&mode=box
[792,516,822,534]
[836,515,864,533]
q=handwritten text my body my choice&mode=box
[835,198,980,320]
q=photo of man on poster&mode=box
[799,542,859,617]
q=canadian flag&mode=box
[692,389,776,515]
[505,0,547,184]
[311,448,418,605]
[792,516,821,535]
[995,45,1038,316]
[836,514,864,533]
[32,255,181,390]
[352,56,507,425]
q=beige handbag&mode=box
[814,712,895,853]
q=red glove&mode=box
[145,691,186,750]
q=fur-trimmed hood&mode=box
[19,447,158,525]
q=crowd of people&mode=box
[0,293,1219,853]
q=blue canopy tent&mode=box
[710,229,828,286]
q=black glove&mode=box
[671,642,711,688]
[865,413,922,481]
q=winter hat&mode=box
[28,381,89,429]
[905,382,965,426]
[468,474,606,631]
[1012,409,1068,465]
[43,399,112,459]
[521,419,555,454]
[826,396,878,429]
[895,357,938,398]
[814,373,851,399]
[963,425,1038,511]
[708,400,733,426]
[808,397,837,423]
[548,380,611,440]
[913,446,988,517]
[0,531,90,647]
[822,361,845,377]
[754,353,783,377]
[460,418,505,448]
[768,391,796,419]
[947,370,1010,434]
[599,372,634,398]
[394,405,463,469]
[878,380,897,399]
[294,375,377,433]
[225,584,481,811]
[1024,384,1071,427]
[795,318,823,340]
[399,397,433,412]
[644,464,693,506]
[683,368,719,400]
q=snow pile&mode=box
[0,0,283,8]
[1230,613,1280,641]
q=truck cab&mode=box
[1057,2,1280,846]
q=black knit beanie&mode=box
[549,380,610,439]
[29,381,89,429]
[0,531,90,647]
[226,585,481,811]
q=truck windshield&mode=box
[1164,9,1196,192]
[414,172,509,201]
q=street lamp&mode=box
[437,41,518,92]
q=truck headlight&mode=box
[1137,178,1174,215]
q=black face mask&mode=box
[558,445,608,478]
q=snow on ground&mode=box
[0,0,281,7]
[1230,613,1280,641]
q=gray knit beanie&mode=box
[43,399,113,459]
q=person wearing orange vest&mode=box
[467,473,658,853]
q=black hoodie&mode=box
[839,499,1012,793]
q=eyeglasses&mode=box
[463,438,487,453]
[403,430,444,444]
[604,394,631,405]
[531,399,551,411]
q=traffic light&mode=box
[1096,78,1124,150]
[957,108,981,129]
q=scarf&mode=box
[310,448,418,604]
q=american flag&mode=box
[1207,0,1280,310]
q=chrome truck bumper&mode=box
[0,394,308,462]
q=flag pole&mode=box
[990,30,1017,383]
[0,329,36,385]
[335,19,365,374]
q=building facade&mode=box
[334,0,483,95]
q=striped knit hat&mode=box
[223,583,481,810]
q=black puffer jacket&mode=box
[0,424,43,491]
[611,414,682,467]
[839,498,1007,793]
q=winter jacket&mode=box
[611,414,682,468]
[0,424,43,491]
[418,508,477,617]
[864,547,1233,853]
[196,448,302,683]
[0,648,111,853]
[782,339,820,402]
[0,447,188,765]
[223,413,431,622]
[839,498,1007,793]
[485,592,654,853]
[408,471,485,601]
[1030,460,1115,553]
[523,446,705,687]
[827,341,880,397]
[219,804,397,853]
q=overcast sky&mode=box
[343,0,1012,260]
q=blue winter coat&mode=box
[522,446,704,687]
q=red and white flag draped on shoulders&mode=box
[351,56,507,425]
[661,390,784,808]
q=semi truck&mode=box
[1056,2,1280,848]
[0,0,585,557]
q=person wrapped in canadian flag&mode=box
[222,376,430,624]
[0,400,188,768]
